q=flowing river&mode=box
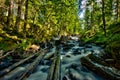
[26,36,106,80]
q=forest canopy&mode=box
[0,0,120,64]
[0,0,81,50]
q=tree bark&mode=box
[23,0,28,38]
[7,0,13,28]
[0,51,38,77]
[101,0,106,36]
[47,51,61,80]
[18,50,47,80]
[0,0,4,24]
[116,0,119,21]
[15,0,23,32]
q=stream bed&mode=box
[26,36,106,80]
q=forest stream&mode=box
[0,0,120,80]
[25,36,106,80]
[0,36,120,80]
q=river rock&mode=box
[62,75,70,80]
[79,42,85,46]
[85,44,92,48]
[68,68,84,80]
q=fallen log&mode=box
[81,55,120,80]
[17,49,47,80]
[0,49,15,61]
[0,50,4,57]
[0,51,39,77]
[89,54,109,66]
[47,51,61,80]
[53,53,61,80]
[44,51,55,60]
[46,57,56,80]
[0,66,27,80]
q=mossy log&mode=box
[53,54,61,80]
[17,49,47,80]
[0,50,4,57]
[0,49,15,60]
[89,54,109,66]
[0,66,27,80]
[44,51,55,60]
[47,51,61,80]
[0,50,39,77]
[81,55,120,80]
[0,49,47,80]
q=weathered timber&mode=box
[0,51,39,77]
[0,66,27,80]
[47,51,61,80]
[89,54,109,66]
[46,57,56,80]
[0,50,15,61]
[53,53,61,80]
[17,49,47,80]
[81,55,120,80]
[0,50,4,57]
[44,51,55,60]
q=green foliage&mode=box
[0,0,81,51]
[20,39,30,50]
[105,22,120,61]
[82,0,120,64]
[0,40,18,51]
[84,31,106,44]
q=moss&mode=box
[0,40,18,51]
[105,22,120,62]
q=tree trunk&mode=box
[101,0,106,36]
[116,0,119,21]
[23,0,28,38]
[33,12,36,24]
[15,0,22,32]
[7,0,13,28]
[0,0,4,24]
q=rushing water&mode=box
[26,36,105,80]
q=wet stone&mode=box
[65,54,71,58]
[70,63,80,70]
[62,75,69,80]
[63,47,71,52]
[40,67,49,73]
[79,42,85,46]
[37,65,49,73]
[40,60,52,66]
[68,68,84,80]
[85,44,92,48]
